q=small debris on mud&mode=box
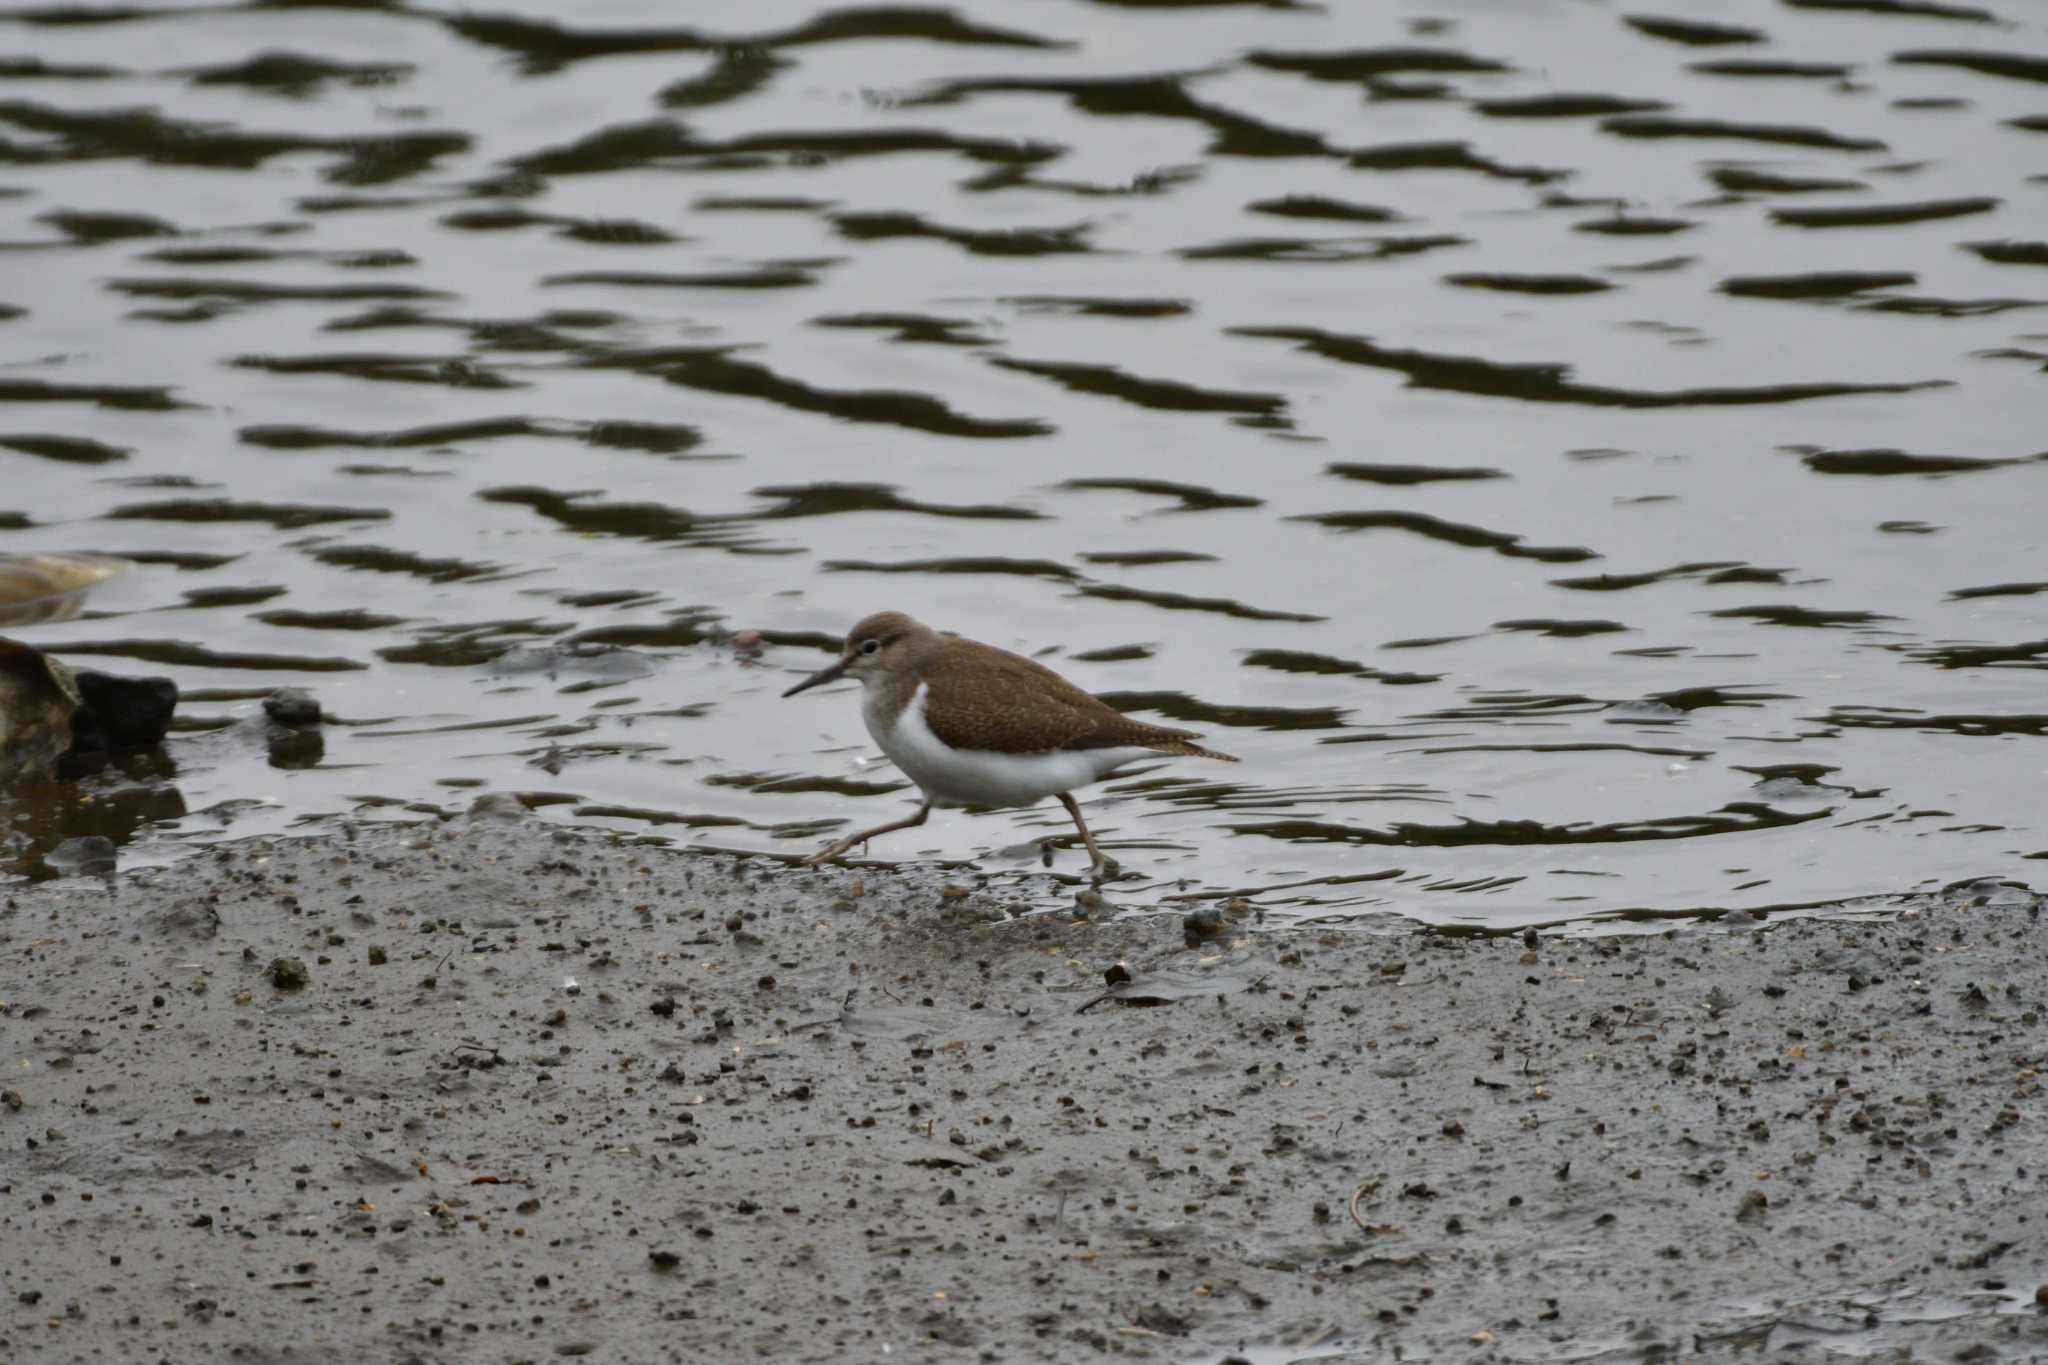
[267,956,308,989]
[2,823,2040,1364]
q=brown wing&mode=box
[923,638,1237,760]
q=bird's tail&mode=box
[1148,739,1238,762]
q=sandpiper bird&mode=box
[782,611,1236,878]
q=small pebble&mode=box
[467,793,528,822]
[45,836,117,879]
[269,957,309,990]
[263,688,322,727]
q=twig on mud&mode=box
[1346,1177,1382,1233]
[792,986,859,1033]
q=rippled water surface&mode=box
[2,0,2043,925]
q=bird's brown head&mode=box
[782,611,932,697]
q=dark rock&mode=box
[262,687,321,727]
[68,670,177,754]
[269,957,309,989]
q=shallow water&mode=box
[0,0,2042,925]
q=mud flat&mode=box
[2,820,2044,1363]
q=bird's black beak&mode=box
[782,658,848,698]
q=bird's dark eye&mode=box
[859,639,880,656]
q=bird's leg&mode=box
[1057,792,1121,882]
[802,803,930,866]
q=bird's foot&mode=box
[1086,854,1123,884]
[801,839,855,867]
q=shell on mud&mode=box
[0,553,131,629]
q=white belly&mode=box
[865,682,1157,809]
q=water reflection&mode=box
[0,761,185,879]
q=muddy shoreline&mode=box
[2,821,2044,1363]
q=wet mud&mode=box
[3,822,2044,1362]
[3,0,2047,923]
